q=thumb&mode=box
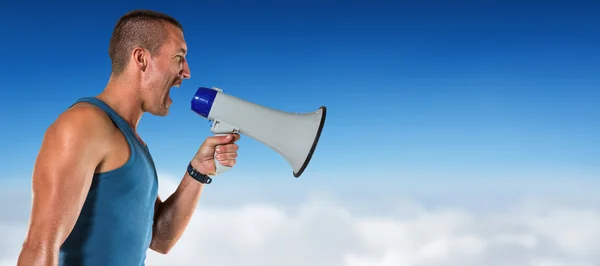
[204,134,233,147]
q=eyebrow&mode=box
[179,48,187,55]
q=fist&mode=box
[191,133,241,175]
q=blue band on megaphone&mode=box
[191,87,218,118]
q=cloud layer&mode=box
[1,174,600,266]
[144,192,600,266]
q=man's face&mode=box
[141,23,191,116]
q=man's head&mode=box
[108,9,191,116]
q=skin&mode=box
[16,22,239,265]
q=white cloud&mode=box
[142,190,600,266]
[1,174,600,266]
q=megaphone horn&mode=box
[191,86,326,178]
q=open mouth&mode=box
[167,79,183,103]
[172,78,183,88]
[167,81,182,105]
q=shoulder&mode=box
[51,102,113,134]
[43,102,115,155]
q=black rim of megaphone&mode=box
[294,106,327,178]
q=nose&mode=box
[180,60,191,79]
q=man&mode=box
[16,9,239,265]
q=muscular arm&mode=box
[149,169,205,254]
[17,106,110,266]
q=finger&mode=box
[216,152,237,160]
[216,143,238,153]
[217,159,236,167]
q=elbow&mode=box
[152,246,172,255]
[17,239,57,265]
[150,240,174,255]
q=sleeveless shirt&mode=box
[58,97,159,266]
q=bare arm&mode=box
[149,171,205,254]
[17,106,110,266]
[150,134,240,254]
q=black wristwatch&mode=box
[187,162,212,184]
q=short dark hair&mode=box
[108,9,183,75]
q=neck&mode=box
[96,73,144,130]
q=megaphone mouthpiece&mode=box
[191,86,326,178]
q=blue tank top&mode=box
[59,97,159,266]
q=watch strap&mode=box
[187,162,212,184]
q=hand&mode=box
[191,133,241,175]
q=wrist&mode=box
[190,158,211,176]
[187,162,212,184]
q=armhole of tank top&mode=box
[94,118,138,180]
[70,98,138,180]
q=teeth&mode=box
[173,84,180,88]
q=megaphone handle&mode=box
[213,133,233,175]
[210,120,238,175]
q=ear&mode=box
[132,47,148,71]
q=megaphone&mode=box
[191,86,326,178]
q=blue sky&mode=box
[0,1,598,184]
[1,1,600,265]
